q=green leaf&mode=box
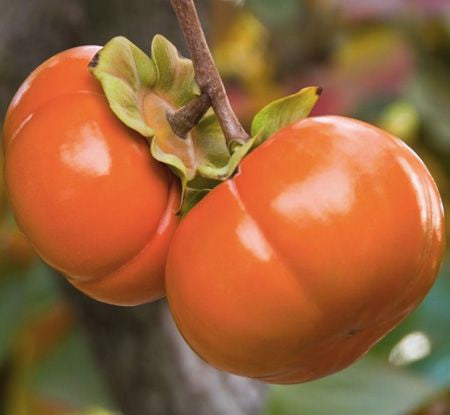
[180,187,211,216]
[191,113,231,168]
[150,137,189,197]
[197,133,260,181]
[265,358,441,415]
[178,123,261,214]
[89,36,156,137]
[151,34,200,107]
[251,86,321,141]
[192,113,257,181]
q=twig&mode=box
[170,0,250,142]
[167,93,211,138]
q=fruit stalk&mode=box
[167,92,211,138]
[170,0,250,142]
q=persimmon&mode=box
[166,116,445,383]
[3,46,179,306]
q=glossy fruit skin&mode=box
[166,116,444,383]
[4,47,179,306]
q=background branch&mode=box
[63,282,267,415]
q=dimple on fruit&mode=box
[3,46,179,306]
[165,115,445,383]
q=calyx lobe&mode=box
[90,35,320,214]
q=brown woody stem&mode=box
[167,92,211,138]
[170,0,250,142]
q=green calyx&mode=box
[89,35,320,214]
[251,86,322,141]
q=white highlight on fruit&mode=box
[397,153,429,227]
[61,123,112,176]
[273,167,354,222]
[236,217,273,262]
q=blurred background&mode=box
[0,0,449,414]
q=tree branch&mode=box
[170,0,250,142]
[62,281,267,415]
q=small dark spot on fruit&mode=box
[316,86,323,96]
[346,328,362,338]
[88,52,101,68]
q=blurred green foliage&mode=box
[266,359,439,415]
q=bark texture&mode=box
[65,285,267,415]
[0,1,267,413]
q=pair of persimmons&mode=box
[2,39,444,384]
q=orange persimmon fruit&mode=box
[3,46,179,305]
[166,116,445,383]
